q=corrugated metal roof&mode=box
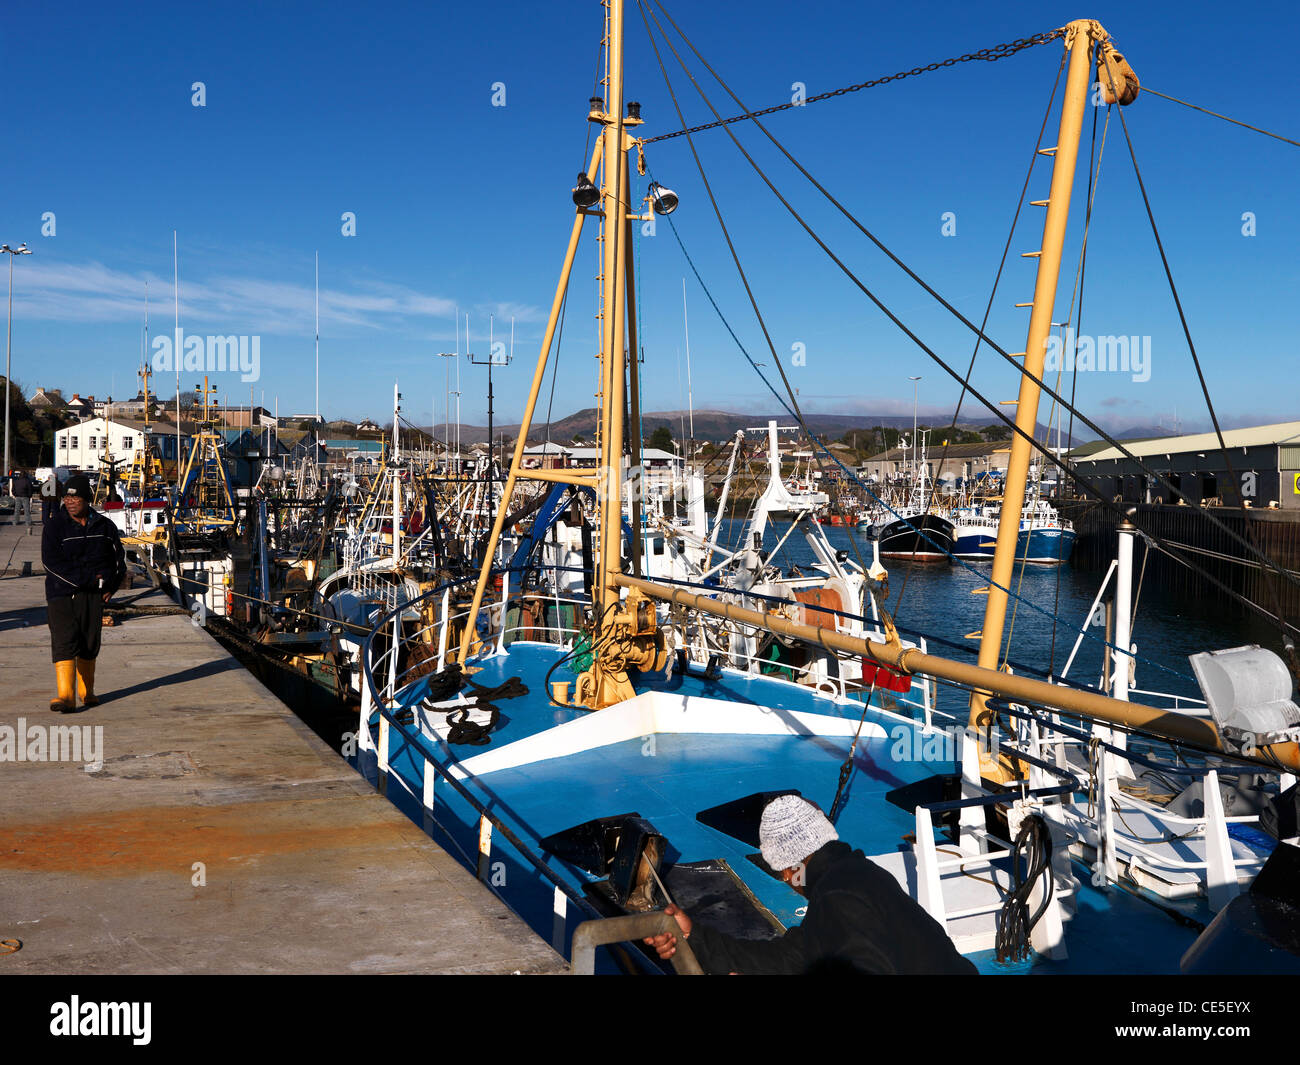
[1074,421,1300,464]
[324,438,383,451]
[863,440,1013,461]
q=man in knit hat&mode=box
[42,473,125,712]
[645,794,977,974]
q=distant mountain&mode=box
[416,407,1057,447]
[503,408,1053,446]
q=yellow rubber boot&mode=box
[50,660,77,712]
[76,658,99,708]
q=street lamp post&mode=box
[908,375,921,480]
[3,243,33,485]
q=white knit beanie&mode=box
[759,795,838,872]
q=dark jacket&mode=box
[10,472,32,498]
[687,841,978,975]
[42,504,126,600]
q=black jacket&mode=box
[687,841,978,975]
[42,505,126,600]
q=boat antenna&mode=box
[682,277,694,460]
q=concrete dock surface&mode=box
[0,521,566,974]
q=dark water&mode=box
[714,518,1280,721]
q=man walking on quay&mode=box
[42,474,125,712]
[7,469,33,529]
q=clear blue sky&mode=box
[2,0,1296,437]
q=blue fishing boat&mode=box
[348,6,1300,977]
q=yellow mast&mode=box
[968,22,1137,768]
[452,0,664,705]
[595,0,629,624]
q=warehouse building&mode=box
[1068,421,1300,510]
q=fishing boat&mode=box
[348,6,1300,976]
[1017,497,1076,564]
[951,503,1000,560]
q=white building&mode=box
[54,417,192,473]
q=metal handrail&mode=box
[570,913,703,976]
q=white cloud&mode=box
[10,258,535,336]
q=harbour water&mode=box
[714,518,1280,722]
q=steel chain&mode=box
[641,29,1066,144]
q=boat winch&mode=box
[562,587,668,710]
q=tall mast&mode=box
[969,22,1138,758]
[595,0,629,622]
[315,251,320,424]
[173,231,181,478]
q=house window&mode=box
[70,436,78,449]
[88,435,97,449]
[123,436,134,450]
[59,438,68,451]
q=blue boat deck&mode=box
[376,640,1200,974]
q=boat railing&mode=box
[356,570,673,973]
[689,627,934,722]
[909,736,1080,946]
[1125,687,1209,716]
[988,698,1272,909]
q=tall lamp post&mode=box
[436,351,457,473]
[3,243,33,483]
[466,315,512,477]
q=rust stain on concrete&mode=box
[0,800,397,874]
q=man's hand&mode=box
[102,593,111,603]
[642,904,692,960]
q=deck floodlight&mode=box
[1189,645,1300,750]
[648,181,678,215]
[626,101,641,120]
[572,172,600,208]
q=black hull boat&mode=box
[875,512,954,564]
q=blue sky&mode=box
[2,0,1296,436]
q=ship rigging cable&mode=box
[893,50,1065,626]
[643,0,1300,607]
[639,3,1300,640]
[1140,87,1300,148]
[1100,54,1296,669]
[644,116,1295,664]
[639,28,1067,144]
[635,0,878,585]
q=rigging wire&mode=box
[636,0,889,585]
[892,49,1066,622]
[1101,55,1296,669]
[543,286,570,450]
[644,1,1300,610]
[640,28,1066,144]
[1140,87,1300,149]
[1050,100,1106,676]
[640,5,1300,645]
